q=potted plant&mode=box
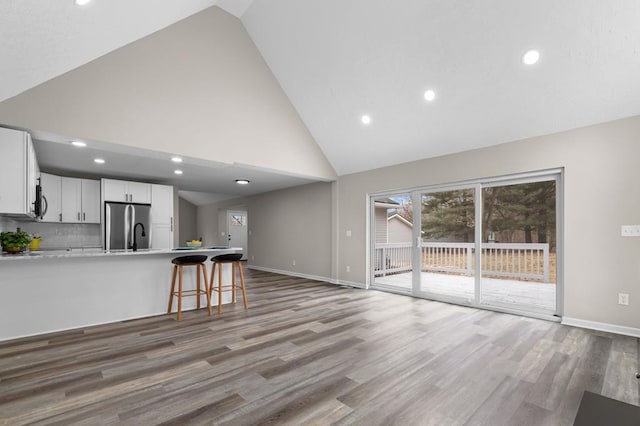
[0,229,32,254]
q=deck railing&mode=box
[375,242,550,282]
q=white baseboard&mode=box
[331,279,366,289]
[248,266,365,289]
[562,317,640,338]
[248,265,332,283]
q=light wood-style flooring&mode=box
[0,268,638,425]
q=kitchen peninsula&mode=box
[0,247,242,341]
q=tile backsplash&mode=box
[0,218,101,249]
[0,216,18,233]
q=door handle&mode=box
[77,212,80,221]
[42,195,48,219]
[83,212,86,221]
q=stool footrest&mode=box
[209,260,248,314]
[167,262,212,320]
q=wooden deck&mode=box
[0,268,637,425]
[375,271,557,312]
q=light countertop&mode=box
[0,246,242,261]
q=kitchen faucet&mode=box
[130,222,146,251]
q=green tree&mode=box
[421,190,475,242]
[421,182,555,245]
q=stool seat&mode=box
[212,253,243,262]
[209,254,248,313]
[172,255,208,265]
[167,255,211,320]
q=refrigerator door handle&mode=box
[105,204,111,251]
[130,204,136,249]
[124,204,131,250]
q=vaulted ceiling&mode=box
[2,0,640,177]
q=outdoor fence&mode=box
[374,241,550,282]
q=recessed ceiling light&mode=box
[522,49,540,65]
[71,141,86,147]
[424,89,436,102]
[94,158,105,164]
[235,179,250,185]
[74,0,92,6]
[174,170,183,175]
[171,156,182,163]
[361,115,371,125]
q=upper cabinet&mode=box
[40,173,62,222]
[61,178,100,223]
[81,179,101,223]
[0,127,39,218]
[41,174,100,224]
[102,179,151,204]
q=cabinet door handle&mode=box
[77,212,80,221]
[59,213,62,222]
[83,212,86,221]
[170,217,173,232]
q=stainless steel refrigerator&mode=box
[104,202,151,250]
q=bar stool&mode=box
[209,253,248,314]
[167,255,212,320]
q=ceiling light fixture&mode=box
[424,89,436,102]
[71,141,86,147]
[171,156,182,163]
[94,158,105,164]
[235,179,250,185]
[361,115,371,125]
[174,170,183,175]
[74,0,92,6]
[522,49,540,65]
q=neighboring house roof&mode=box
[374,198,401,209]
[388,213,412,227]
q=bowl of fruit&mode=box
[185,239,202,248]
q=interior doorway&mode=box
[227,210,248,260]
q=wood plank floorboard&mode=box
[0,268,638,425]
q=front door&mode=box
[227,210,248,260]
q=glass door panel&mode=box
[371,194,414,292]
[480,180,557,314]
[419,188,476,303]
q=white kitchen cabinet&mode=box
[40,173,62,222]
[150,184,174,249]
[81,179,101,223]
[102,179,151,203]
[0,127,39,218]
[61,177,101,223]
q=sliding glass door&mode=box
[419,188,476,304]
[480,178,557,315]
[370,171,561,319]
[371,194,414,293]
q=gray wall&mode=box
[178,197,198,243]
[335,115,640,329]
[247,182,332,279]
[197,198,249,247]
[0,7,336,181]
